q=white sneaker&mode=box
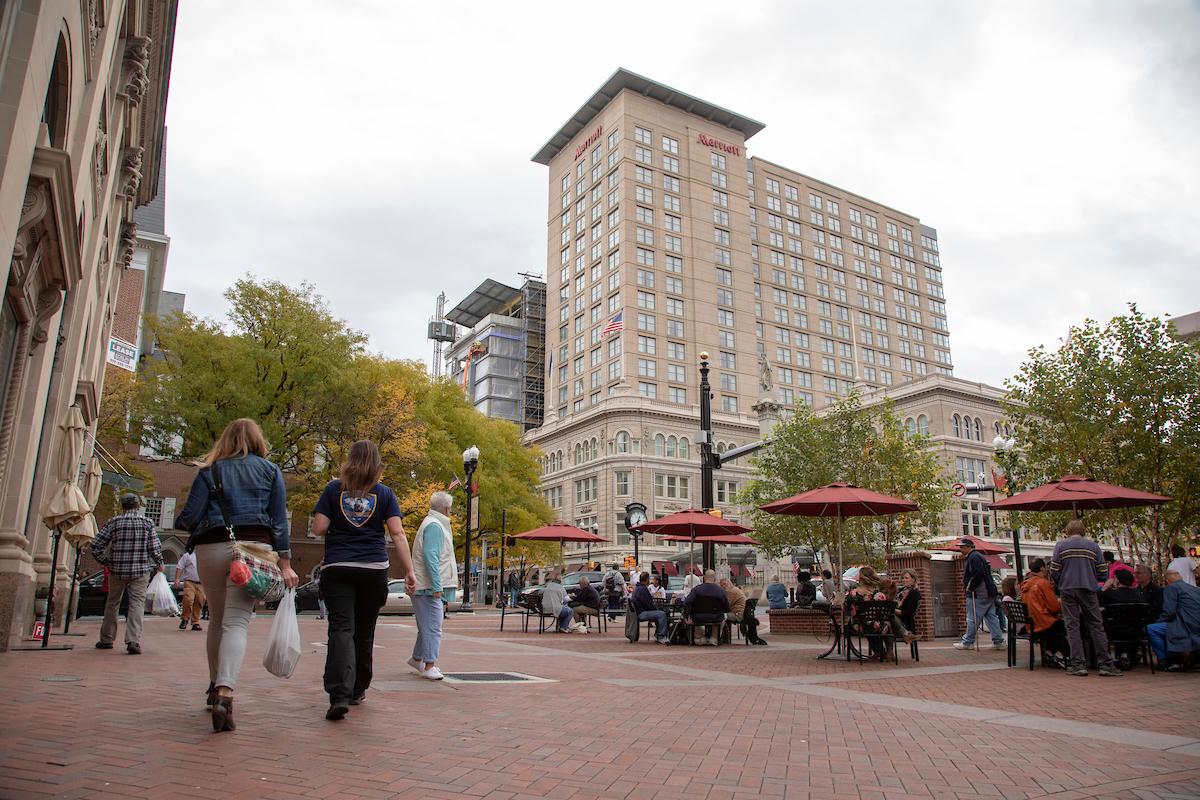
[953,641,974,650]
[571,626,588,634]
[420,666,444,681]
[991,641,1007,650]
[406,657,425,673]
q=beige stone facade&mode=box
[0,0,176,649]
[525,70,953,566]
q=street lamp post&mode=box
[459,444,480,613]
[990,435,1023,581]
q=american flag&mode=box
[601,310,623,337]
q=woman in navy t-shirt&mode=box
[311,440,416,720]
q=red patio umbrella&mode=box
[760,482,919,580]
[660,532,760,546]
[635,509,753,575]
[512,522,608,566]
[928,535,1011,555]
[988,474,1170,514]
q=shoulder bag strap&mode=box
[207,462,238,542]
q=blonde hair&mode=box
[340,440,382,496]
[203,418,269,465]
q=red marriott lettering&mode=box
[697,132,741,157]
[573,125,603,161]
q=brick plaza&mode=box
[1,612,1198,800]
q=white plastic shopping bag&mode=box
[146,572,180,617]
[263,588,301,678]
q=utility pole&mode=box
[698,353,715,571]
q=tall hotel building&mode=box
[526,70,952,564]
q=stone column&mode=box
[751,397,783,440]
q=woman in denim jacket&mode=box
[176,418,298,732]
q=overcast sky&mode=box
[163,0,1199,387]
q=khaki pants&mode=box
[181,580,206,624]
[100,573,150,646]
[195,542,257,690]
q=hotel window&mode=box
[663,194,681,212]
[634,126,651,144]
[713,190,728,207]
[664,214,681,233]
[615,471,630,496]
[716,268,733,286]
[809,193,822,208]
[666,298,684,316]
[637,358,656,378]
[766,177,780,194]
[636,291,655,310]
[711,170,727,188]
[665,276,683,294]
[667,386,686,404]
[638,381,657,399]
[714,228,730,246]
[662,155,679,173]
[663,174,680,192]
[717,309,734,327]
[607,361,622,381]
[634,166,652,184]
[654,474,691,500]
[664,319,683,338]
[661,135,679,154]
[636,314,655,333]
[714,248,731,266]
[636,248,654,266]
[711,152,726,169]
[574,477,598,503]
[720,395,738,413]
[635,206,653,224]
[665,255,683,273]
[664,235,682,253]
[636,269,655,288]
[607,294,620,313]
[635,186,653,203]
[717,288,733,306]
[635,227,653,245]
[637,335,656,355]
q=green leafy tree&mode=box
[740,393,950,573]
[1001,305,1200,571]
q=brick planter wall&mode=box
[767,607,840,636]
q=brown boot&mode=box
[211,696,235,732]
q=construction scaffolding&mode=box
[520,276,546,431]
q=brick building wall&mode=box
[111,266,144,345]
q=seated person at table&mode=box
[681,568,702,592]
[1135,564,1164,620]
[795,572,817,607]
[1018,558,1069,668]
[684,570,730,646]
[540,576,578,633]
[1099,568,1149,668]
[1000,576,1019,602]
[629,572,670,644]
[763,577,789,610]
[897,569,922,637]
[1146,570,1200,672]
[881,579,916,644]
[570,576,602,626]
[648,574,667,600]
[818,570,837,604]
[842,567,890,659]
[1102,551,1134,590]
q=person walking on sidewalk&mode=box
[408,490,459,680]
[312,441,416,720]
[174,550,205,631]
[91,494,163,655]
[1050,519,1122,677]
[953,538,1005,651]
[175,418,299,733]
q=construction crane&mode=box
[427,292,454,378]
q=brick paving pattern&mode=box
[1,612,1197,799]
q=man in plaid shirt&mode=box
[91,494,163,654]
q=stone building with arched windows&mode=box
[0,0,177,649]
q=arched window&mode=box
[1004,423,1012,438]
[905,417,917,436]
[917,415,930,436]
[654,434,665,457]
[574,443,582,464]
[590,437,598,460]
[973,418,982,441]
[952,414,961,438]
[678,437,690,459]
[614,430,630,454]
[42,34,70,149]
[666,436,677,458]
[715,442,726,454]
[556,450,563,470]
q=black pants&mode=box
[321,567,388,704]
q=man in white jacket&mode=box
[407,491,459,680]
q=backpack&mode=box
[605,573,617,594]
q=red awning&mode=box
[653,560,678,577]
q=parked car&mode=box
[264,580,321,613]
[378,578,464,614]
[74,568,183,618]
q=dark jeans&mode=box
[1059,587,1114,668]
[638,609,667,638]
[321,566,388,703]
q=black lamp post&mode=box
[459,444,479,613]
[991,434,1023,581]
